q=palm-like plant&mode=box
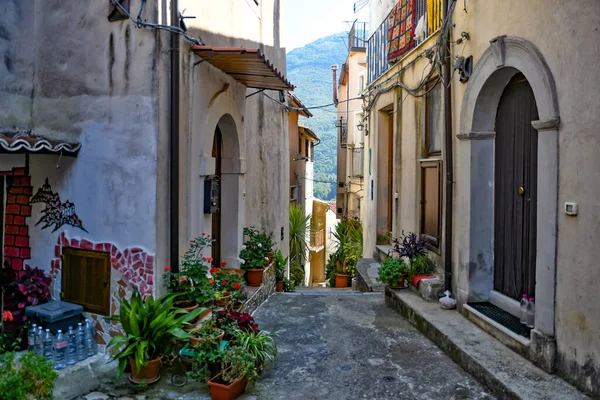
[232,329,278,368]
[108,292,202,379]
[289,203,311,264]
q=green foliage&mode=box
[189,339,223,383]
[325,256,337,287]
[239,227,274,270]
[189,318,223,340]
[377,258,408,287]
[289,203,311,264]
[408,255,434,279]
[220,345,258,384]
[283,278,295,292]
[273,250,287,281]
[290,262,305,287]
[287,33,349,200]
[232,329,277,368]
[107,292,202,380]
[326,221,363,281]
[0,351,58,400]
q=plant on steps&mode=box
[289,203,311,269]
[273,250,287,292]
[289,262,305,287]
[108,292,202,382]
[283,278,295,292]
[232,328,278,369]
[326,220,363,288]
[377,258,408,288]
[392,231,425,260]
[407,255,434,280]
[240,227,274,287]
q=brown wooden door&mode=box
[387,111,394,233]
[211,127,222,266]
[494,73,538,300]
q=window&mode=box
[358,74,365,93]
[298,135,302,155]
[310,142,315,162]
[305,139,310,160]
[61,248,111,315]
[420,161,441,245]
[352,148,364,178]
[425,82,442,156]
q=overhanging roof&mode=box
[0,132,81,156]
[287,93,312,118]
[191,46,295,91]
[299,126,320,142]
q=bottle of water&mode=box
[76,323,86,361]
[67,327,77,365]
[35,326,44,356]
[519,294,529,325]
[28,324,37,352]
[53,330,67,370]
[42,329,54,364]
[526,297,535,328]
[85,319,97,357]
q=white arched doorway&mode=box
[456,36,560,371]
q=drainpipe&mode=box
[331,65,338,105]
[442,0,455,292]
[170,0,180,272]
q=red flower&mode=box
[202,232,206,236]
[207,257,213,263]
[220,261,227,267]
[180,276,186,281]
[190,242,193,246]
[210,267,218,274]
[209,279,214,284]
[233,283,241,290]
[221,280,227,286]
[202,257,207,261]
[2,310,13,322]
[207,234,211,238]
[164,266,170,271]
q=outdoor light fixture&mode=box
[357,122,364,131]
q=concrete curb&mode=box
[54,354,118,400]
[384,287,590,400]
[356,258,384,292]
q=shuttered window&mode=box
[61,248,111,315]
[420,161,441,245]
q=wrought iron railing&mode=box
[349,21,368,50]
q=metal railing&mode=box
[349,21,368,50]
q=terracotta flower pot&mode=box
[172,300,199,312]
[389,276,406,289]
[129,357,162,384]
[189,329,225,348]
[335,273,349,288]
[246,268,264,287]
[276,280,284,292]
[215,295,231,307]
[208,368,248,400]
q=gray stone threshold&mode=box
[54,353,118,400]
[385,287,590,400]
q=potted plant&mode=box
[164,235,216,318]
[273,250,287,292]
[207,345,258,400]
[189,339,225,382]
[214,290,232,307]
[377,258,408,288]
[283,278,295,292]
[232,328,277,371]
[239,228,274,287]
[210,267,245,308]
[107,292,202,384]
[215,309,259,341]
[407,255,435,283]
[189,319,225,348]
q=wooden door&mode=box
[387,111,394,234]
[211,127,222,266]
[494,73,539,300]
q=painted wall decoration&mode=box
[31,178,87,232]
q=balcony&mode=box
[310,229,325,252]
[368,0,442,84]
[348,21,368,51]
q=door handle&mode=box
[518,186,525,195]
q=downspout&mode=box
[170,0,180,272]
[442,0,455,292]
[331,65,338,105]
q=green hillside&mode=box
[287,33,348,200]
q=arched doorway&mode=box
[494,73,539,300]
[211,127,223,265]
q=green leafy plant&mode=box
[377,258,408,287]
[289,203,311,264]
[232,329,278,368]
[189,318,223,340]
[273,250,287,281]
[220,345,258,384]
[0,351,58,400]
[107,292,202,380]
[290,262,305,287]
[189,340,224,382]
[239,227,274,270]
[408,255,434,280]
[283,278,295,292]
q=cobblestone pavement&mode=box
[77,290,494,400]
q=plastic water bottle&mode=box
[526,297,535,328]
[28,324,37,352]
[76,323,86,361]
[85,319,97,357]
[53,330,67,370]
[519,294,529,325]
[43,329,54,364]
[35,326,44,356]
[67,327,77,365]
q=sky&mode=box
[283,0,369,52]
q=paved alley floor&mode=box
[78,290,494,400]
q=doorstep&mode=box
[384,287,590,400]
[356,258,385,292]
[54,353,118,400]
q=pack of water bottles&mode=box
[27,319,98,370]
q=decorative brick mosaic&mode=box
[244,264,276,316]
[2,168,33,273]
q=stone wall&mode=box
[244,265,276,316]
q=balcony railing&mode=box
[368,0,442,84]
[310,229,325,251]
[349,21,368,50]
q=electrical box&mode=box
[564,202,578,216]
[204,175,220,214]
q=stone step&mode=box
[384,288,590,400]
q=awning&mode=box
[0,132,81,156]
[191,46,295,91]
[299,126,320,142]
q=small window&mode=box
[298,136,302,155]
[359,74,365,93]
[61,248,111,315]
[310,142,315,162]
[420,161,441,246]
[425,82,442,156]
[305,140,310,160]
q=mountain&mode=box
[287,33,348,201]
